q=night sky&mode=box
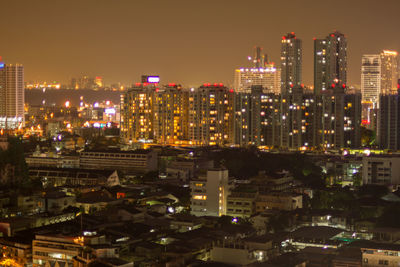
[1,0,399,87]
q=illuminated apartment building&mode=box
[235,86,262,146]
[380,50,399,95]
[153,84,188,144]
[235,86,280,147]
[281,32,302,94]
[234,46,281,94]
[32,234,82,267]
[233,66,281,94]
[280,86,305,149]
[314,83,361,149]
[120,83,154,143]
[190,169,231,217]
[314,31,347,95]
[361,54,381,123]
[188,84,234,146]
[361,55,381,106]
[260,92,281,147]
[0,62,24,129]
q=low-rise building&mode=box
[29,167,119,188]
[0,236,32,266]
[77,190,122,214]
[361,242,400,267]
[166,158,214,181]
[32,234,88,267]
[251,170,295,192]
[324,156,363,186]
[210,237,274,266]
[256,192,302,212]
[362,156,400,186]
[80,149,158,173]
[26,154,80,169]
[0,212,76,237]
[226,191,258,218]
[42,191,76,214]
[170,214,203,233]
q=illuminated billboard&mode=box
[0,62,4,69]
[146,76,160,83]
[105,108,116,114]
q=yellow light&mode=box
[382,50,398,56]
[0,258,22,267]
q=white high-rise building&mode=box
[0,63,24,129]
[361,55,381,107]
[233,66,281,93]
[190,169,231,217]
[380,50,399,95]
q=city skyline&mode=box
[1,0,399,87]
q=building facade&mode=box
[234,67,281,94]
[361,55,381,106]
[32,234,82,267]
[79,149,158,173]
[378,89,400,150]
[120,84,154,143]
[380,50,399,95]
[190,169,231,217]
[362,156,400,186]
[0,63,24,129]
[314,31,347,95]
[188,84,234,146]
[153,84,188,144]
[281,32,302,94]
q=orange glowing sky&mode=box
[1,0,399,87]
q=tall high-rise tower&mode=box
[380,50,398,95]
[0,62,24,129]
[120,83,154,143]
[361,55,381,106]
[314,31,347,95]
[280,32,302,94]
[253,46,263,68]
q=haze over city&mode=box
[2,1,400,266]
[1,0,399,86]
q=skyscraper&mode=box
[252,46,264,68]
[380,50,399,95]
[378,79,400,150]
[120,83,154,143]
[0,62,24,129]
[280,86,304,148]
[361,55,381,106]
[235,86,263,146]
[153,84,188,145]
[280,32,302,94]
[314,83,361,149]
[314,31,347,95]
[234,47,281,93]
[188,84,234,146]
